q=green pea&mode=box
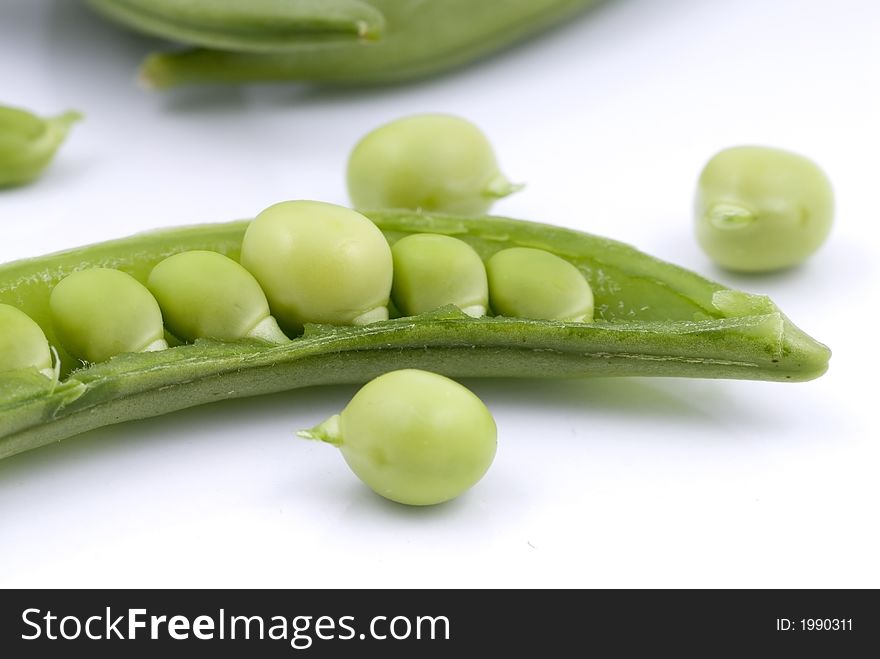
[299,369,497,506]
[0,105,82,187]
[391,233,488,317]
[695,146,835,272]
[0,304,54,378]
[486,247,593,322]
[240,200,392,332]
[50,268,167,363]
[148,250,287,344]
[347,114,521,214]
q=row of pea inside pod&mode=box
[0,200,596,376]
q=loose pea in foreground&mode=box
[50,268,167,363]
[299,369,497,506]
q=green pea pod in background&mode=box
[0,105,82,187]
[85,0,604,88]
[0,211,829,461]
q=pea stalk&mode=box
[0,211,829,460]
[85,0,603,88]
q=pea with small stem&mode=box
[487,247,594,322]
[0,104,82,187]
[347,114,521,215]
[299,369,497,506]
[148,250,288,344]
[694,146,834,272]
[391,233,488,318]
[50,268,168,363]
[240,200,393,333]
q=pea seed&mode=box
[50,268,167,363]
[347,114,520,214]
[240,200,392,332]
[486,247,593,322]
[695,146,834,272]
[391,233,488,317]
[148,250,287,344]
[299,369,497,506]
[0,304,54,378]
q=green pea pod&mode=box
[86,0,603,88]
[0,211,830,461]
[87,0,386,53]
[0,105,82,187]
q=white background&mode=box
[1,0,878,588]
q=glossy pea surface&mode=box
[49,268,167,363]
[487,247,594,322]
[695,146,834,272]
[302,369,497,506]
[347,114,519,214]
[391,233,488,317]
[0,304,53,376]
[148,250,286,343]
[241,200,392,332]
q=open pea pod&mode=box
[86,0,603,88]
[0,211,829,460]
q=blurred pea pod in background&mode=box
[85,0,604,88]
[0,105,81,187]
